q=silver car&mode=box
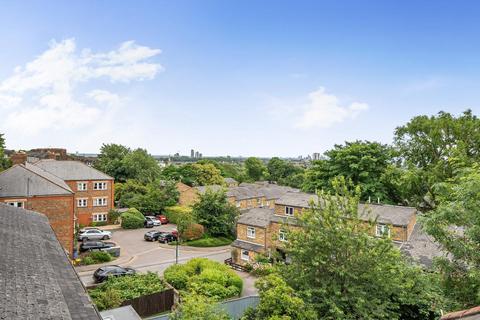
[78,228,112,241]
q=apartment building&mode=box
[32,159,114,226]
[231,191,420,266]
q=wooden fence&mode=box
[121,288,175,317]
[224,257,249,272]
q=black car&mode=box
[93,265,136,283]
[144,230,163,241]
[79,241,115,253]
[158,232,177,244]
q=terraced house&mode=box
[231,191,422,266]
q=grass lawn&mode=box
[174,235,234,247]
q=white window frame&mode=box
[77,198,88,208]
[93,197,108,207]
[241,250,250,261]
[279,229,287,242]
[376,223,390,237]
[93,182,108,190]
[77,182,88,191]
[6,201,24,208]
[285,206,294,216]
[92,213,108,222]
[247,226,256,239]
[236,201,241,208]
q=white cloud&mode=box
[0,38,162,137]
[295,87,369,129]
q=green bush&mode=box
[182,223,205,241]
[89,272,167,311]
[121,208,145,229]
[80,251,113,265]
[164,258,242,301]
[181,235,232,247]
[91,221,108,227]
[81,256,95,265]
[108,209,122,224]
[164,206,193,225]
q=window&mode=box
[279,229,287,242]
[241,250,250,261]
[6,201,24,208]
[77,198,88,207]
[376,224,390,237]
[77,182,87,191]
[93,213,108,222]
[285,206,294,216]
[93,197,108,207]
[247,226,256,239]
[236,201,241,208]
[93,182,107,190]
[266,201,270,207]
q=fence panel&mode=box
[121,288,175,317]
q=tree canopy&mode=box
[244,157,266,181]
[0,133,10,171]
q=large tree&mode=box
[122,148,162,184]
[0,133,10,171]
[280,179,442,319]
[192,189,238,237]
[394,110,480,207]
[302,141,397,203]
[244,157,266,181]
[267,157,305,188]
[421,166,480,310]
[94,143,131,182]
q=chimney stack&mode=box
[11,151,27,165]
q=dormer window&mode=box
[285,206,294,216]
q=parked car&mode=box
[156,214,169,224]
[79,241,116,252]
[145,216,161,226]
[158,232,178,244]
[144,230,164,241]
[77,229,112,241]
[144,219,154,228]
[93,265,136,283]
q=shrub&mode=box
[92,221,108,227]
[108,209,122,224]
[121,208,145,229]
[89,272,167,311]
[182,223,204,241]
[164,258,242,301]
[81,256,95,265]
[182,235,232,247]
[164,206,193,225]
[80,251,113,265]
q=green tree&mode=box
[0,133,11,171]
[94,143,131,182]
[122,148,161,184]
[190,163,224,186]
[281,178,442,319]
[241,274,317,320]
[394,110,480,207]
[170,294,231,320]
[244,157,266,181]
[192,190,238,237]
[302,141,397,203]
[421,166,480,309]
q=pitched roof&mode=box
[227,186,263,200]
[400,223,445,267]
[231,239,265,253]
[0,203,101,319]
[33,159,113,181]
[275,192,319,207]
[237,208,274,227]
[0,164,73,197]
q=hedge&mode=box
[182,223,204,241]
[164,206,193,225]
[80,251,113,265]
[121,208,145,229]
[164,258,242,301]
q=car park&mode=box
[93,265,136,283]
[145,216,161,226]
[158,232,177,244]
[78,229,112,241]
[79,241,116,252]
[144,230,164,241]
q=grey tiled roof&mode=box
[227,186,263,200]
[237,208,274,227]
[231,239,265,253]
[33,159,113,181]
[0,203,101,319]
[0,164,73,197]
[400,223,445,267]
[275,192,319,207]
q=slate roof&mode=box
[237,208,274,227]
[400,223,445,267]
[0,164,73,197]
[275,192,319,207]
[33,159,113,181]
[231,239,265,253]
[224,177,237,184]
[0,203,101,319]
[227,186,263,200]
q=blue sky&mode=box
[1,1,480,157]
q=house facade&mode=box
[231,191,418,265]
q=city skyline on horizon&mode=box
[1,1,480,157]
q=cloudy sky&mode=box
[1,1,480,157]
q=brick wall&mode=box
[236,223,266,246]
[65,179,114,226]
[274,204,303,216]
[177,183,199,207]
